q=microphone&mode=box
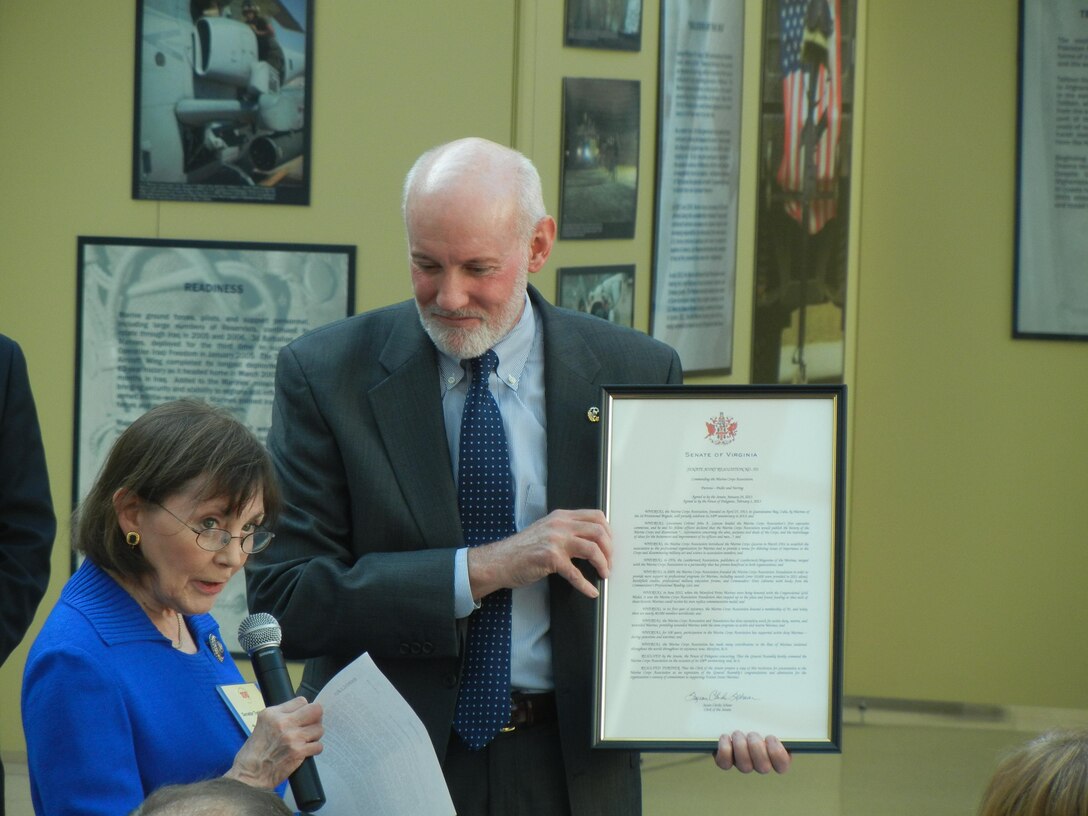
[238,612,326,812]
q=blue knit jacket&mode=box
[21,560,271,815]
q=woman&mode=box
[22,399,323,815]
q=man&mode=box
[0,333,55,816]
[241,1,285,82]
[247,138,788,815]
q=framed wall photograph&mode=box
[133,0,314,205]
[1014,0,1088,340]
[559,78,641,239]
[557,264,637,327]
[565,0,643,51]
[74,236,355,652]
[750,0,858,382]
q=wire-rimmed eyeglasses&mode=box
[152,502,274,554]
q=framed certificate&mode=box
[594,385,845,752]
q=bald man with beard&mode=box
[247,138,789,815]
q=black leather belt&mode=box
[501,692,557,732]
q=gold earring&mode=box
[126,531,141,547]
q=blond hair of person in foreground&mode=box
[978,729,1088,816]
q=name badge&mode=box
[217,682,265,734]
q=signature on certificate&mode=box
[685,690,758,703]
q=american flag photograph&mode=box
[751,0,856,386]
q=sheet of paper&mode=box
[286,652,455,816]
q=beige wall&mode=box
[2,0,1086,777]
[847,0,1088,707]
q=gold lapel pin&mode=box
[587,406,600,423]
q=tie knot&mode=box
[469,350,498,385]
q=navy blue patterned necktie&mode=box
[453,349,516,750]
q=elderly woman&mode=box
[22,399,322,815]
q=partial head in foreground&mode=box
[130,777,292,816]
[977,729,1088,816]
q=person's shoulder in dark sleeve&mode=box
[0,332,56,664]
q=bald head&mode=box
[402,137,547,240]
[129,778,291,816]
[402,137,557,359]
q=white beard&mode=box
[416,276,528,360]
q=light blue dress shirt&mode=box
[438,294,553,691]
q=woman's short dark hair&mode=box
[74,399,281,579]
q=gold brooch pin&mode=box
[587,407,600,423]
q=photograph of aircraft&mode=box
[133,0,312,204]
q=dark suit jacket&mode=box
[247,286,682,814]
[0,334,54,666]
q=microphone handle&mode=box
[250,646,326,812]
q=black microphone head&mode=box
[238,612,282,655]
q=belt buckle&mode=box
[501,696,524,732]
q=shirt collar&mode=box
[437,292,536,393]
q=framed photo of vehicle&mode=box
[132,0,314,205]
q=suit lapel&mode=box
[532,291,607,730]
[365,291,609,547]
[532,288,606,513]
[369,315,463,549]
